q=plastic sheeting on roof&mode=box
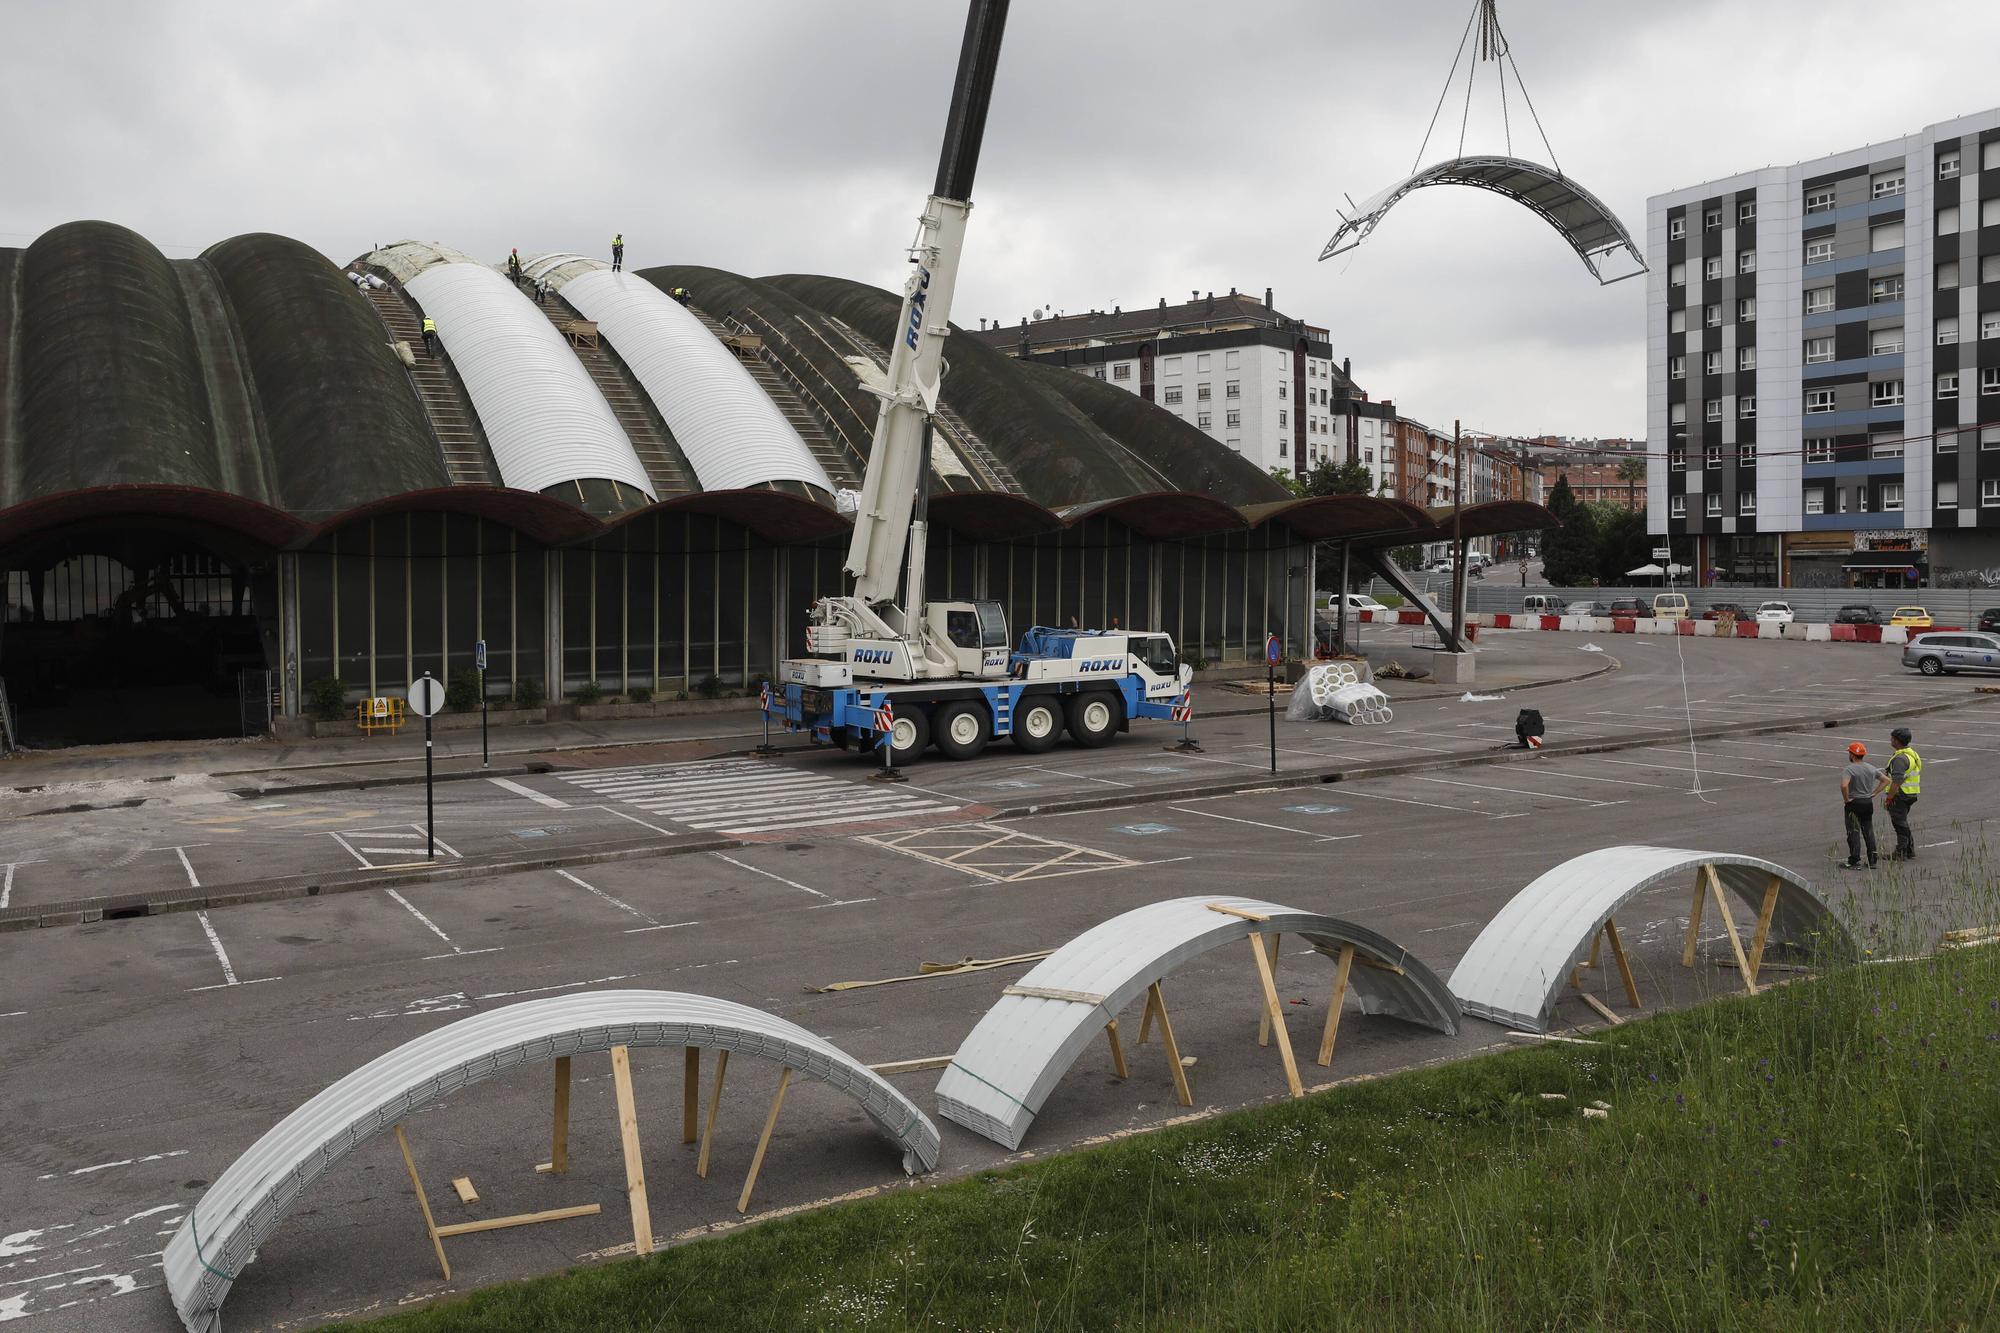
[545,261,832,494]
[405,261,655,500]
[1448,846,1852,1032]
[936,895,1458,1149]
[163,990,940,1333]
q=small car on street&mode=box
[1701,601,1748,621]
[1889,606,1932,628]
[1978,607,2000,633]
[1566,599,1608,616]
[1339,593,1389,614]
[1522,594,1565,614]
[1607,597,1650,617]
[1902,630,2000,676]
[1755,601,1795,625]
[1652,592,1690,620]
[1833,604,1882,625]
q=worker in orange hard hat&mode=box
[1839,740,1886,869]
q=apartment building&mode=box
[1539,460,1645,510]
[1646,108,2000,588]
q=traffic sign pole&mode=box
[406,672,447,860]
[1265,633,1281,775]
[475,639,489,769]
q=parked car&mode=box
[1902,631,2000,676]
[1701,601,1748,621]
[1566,600,1609,617]
[1522,594,1565,614]
[1889,606,1932,628]
[1652,592,1690,620]
[1755,601,1795,625]
[1339,593,1389,614]
[1833,604,1882,625]
[1980,608,2000,634]
[1607,597,1650,618]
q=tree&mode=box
[1269,466,1306,498]
[1538,474,1599,587]
[1304,458,1374,497]
[1590,502,1653,586]
[1615,456,1647,512]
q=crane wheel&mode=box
[885,708,931,762]
[934,700,992,760]
[1065,691,1122,748]
[1009,696,1062,754]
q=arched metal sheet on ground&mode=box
[935,896,1459,1149]
[163,990,939,1333]
[1322,156,1646,285]
[536,259,834,495]
[1448,846,1853,1033]
[404,260,656,500]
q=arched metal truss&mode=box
[936,896,1459,1149]
[1449,847,1855,1033]
[163,991,939,1333]
[1321,155,1647,285]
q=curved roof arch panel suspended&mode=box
[936,896,1458,1149]
[1449,847,1854,1033]
[404,260,655,500]
[540,261,833,494]
[1322,156,1647,285]
[163,990,939,1333]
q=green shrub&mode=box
[745,672,772,699]
[1377,592,1405,609]
[695,673,726,699]
[510,676,544,709]
[575,680,604,705]
[674,690,690,701]
[306,676,347,721]
[628,684,653,704]
[445,669,482,713]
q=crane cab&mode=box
[926,599,1012,678]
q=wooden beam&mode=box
[1578,991,1624,1025]
[1316,942,1356,1068]
[1206,903,1271,922]
[1257,933,1280,1046]
[683,1047,700,1145]
[1105,1019,1129,1079]
[737,1067,793,1214]
[697,1048,729,1179]
[1705,865,1758,996]
[393,1123,450,1281]
[1682,867,1708,967]
[451,1176,478,1204]
[1248,934,1304,1099]
[435,1203,601,1238]
[536,1055,571,1176]
[1603,919,1641,1010]
[1136,987,1156,1046]
[867,1055,954,1074]
[1745,875,1782,984]
[1003,984,1107,1005]
[610,1045,653,1255]
[1149,982,1193,1107]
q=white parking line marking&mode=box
[385,889,500,959]
[554,868,661,928]
[0,861,37,909]
[1164,805,1357,842]
[1025,765,1131,788]
[1581,755,1799,783]
[711,852,830,900]
[488,777,570,808]
[172,847,199,888]
[1333,787,1497,816]
[1409,775,1619,807]
[195,912,237,986]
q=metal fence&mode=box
[1395,584,2000,624]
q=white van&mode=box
[1522,594,1565,615]
[1652,592,1690,620]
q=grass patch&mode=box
[360,937,2000,1330]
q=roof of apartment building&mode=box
[967,288,1329,356]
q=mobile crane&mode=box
[776,0,1190,764]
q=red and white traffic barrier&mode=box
[1351,608,1956,646]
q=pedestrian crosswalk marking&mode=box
[556,760,959,834]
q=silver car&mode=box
[1903,630,2000,676]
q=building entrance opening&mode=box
[2,545,271,747]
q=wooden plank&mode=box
[609,1045,653,1255]
[1149,982,1193,1107]
[1578,991,1624,1025]
[737,1067,793,1214]
[1681,867,1708,967]
[1105,1019,1129,1079]
[1206,903,1271,922]
[1136,987,1156,1046]
[451,1176,478,1204]
[435,1203,600,1238]
[1002,984,1107,1005]
[683,1047,700,1145]
[394,1124,450,1281]
[1745,876,1782,984]
[1941,923,2000,944]
[545,1055,571,1175]
[1257,933,1280,1046]
[1705,866,1758,996]
[1316,942,1355,1068]
[698,1048,729,1179]
[1603,919,1642,1010]
[867,1055,954,1074]
[1248,934,1304,1099]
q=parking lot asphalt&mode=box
[3,635,1998,1330]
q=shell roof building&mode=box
[0,221,1537,745]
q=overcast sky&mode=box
[5,0,1997,439]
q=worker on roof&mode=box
[611,233,624,273]
[421,316,438,358]
[673,286,691,307]
[507,248,523,285]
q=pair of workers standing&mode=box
[1838,727,1922,868]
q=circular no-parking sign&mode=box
[407,675,446,718]
[1265,634,1282,666]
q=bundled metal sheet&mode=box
[404,260,655,499]
[1448,846,1851,1032]
[935,896,1459,1149]
[163,990,937,1333]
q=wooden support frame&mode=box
[1140,982,1193,1106]
[737,1067,793,1214]
[1256,934,1281,1046]
[1568,918,1644,1023]
[683,1047,700,1145]
[1686,864,1761,995]
[1603,919,1641,1009]
[1247,934,1304,1099]
[535,1055,572,1175]
[1105,1019,1129,1079]
[698,1049,729,1178]
[610,1045,653,1255]
[1744,874,1782,985]
[394,1123,451,1281]
[435,1204,601,1238]
[1316,943,1356,1067]
[1681,867,1708,967]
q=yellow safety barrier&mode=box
[358,695,407,734]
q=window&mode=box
[1870,276,1903,304]
[1805,186,1836,213]
[1805,489,1825,514]
[1805,238,1836,264]
[1224,350,1240,369]
[1939,372,1960,400]
[1871,436,1904,458]
[1850,487,1860,513]
[1939,261,1960,289]
[1090,368,1105,379]
[1278,410,1287,427]
[1669,309,1687,334]
[1939,150,1961,179]
[1670,403,1687,427]
[1739,492,1757,516]
[1705,399,1723,422]
[1806,287,1835,314]
[1225,438,1240,452]
[1805,438,1834,463]
[1739,199,1758,222]
[1705,256,1722,280]
[1225,380,1240,399]
[1985,314,2000,341]
[1163,386,1183,405]
[1984,255,2000,284]
[1197,412,1212,430]
[1739,250,1757,274]
[1871,221,1904,252]
[1112,363,1131,381]
[1669,261,1686,286]
[1939,206,1961,236]
[1980,138,2000,168]
[1985,198,2000,228]
[1671,494,1687,517]
[1197,383,1211,401]
[1740,396,1757,420]
[1985,367,2000,396]
[1739,443,1757,466]
[1704,303,1721,328]
[1939,316,1960,345]
[1871,380,1904,407]
[1670,354,1686,379]
[1805,335,1834,363]
[1226,409,1241,428]
[1939,479,1958,507]
[1669,215,1686,240]
[1705,350,1723,376]
[1162,356,1182,374]
[1939,429,1959,453]
[1196,353,1211,371]
[1704,207,1722,230]
[1278,383,1287,399]
[1739,346,1757,371]
[1806,389,1837,413]
[1870,326,1904,355]
[1988,479,2000,508]
[1985,427,2000,450]
[1881,482,1904,511]
[1705,446,1723,470]
[1705,493,1722,517]
[1276,438,1285,455]
[1871,170,1905,199]
[1738,297,1757,322]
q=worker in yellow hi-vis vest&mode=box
[1883,726,1922,860]
[421,316,438,358]
[611,233,624,272]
